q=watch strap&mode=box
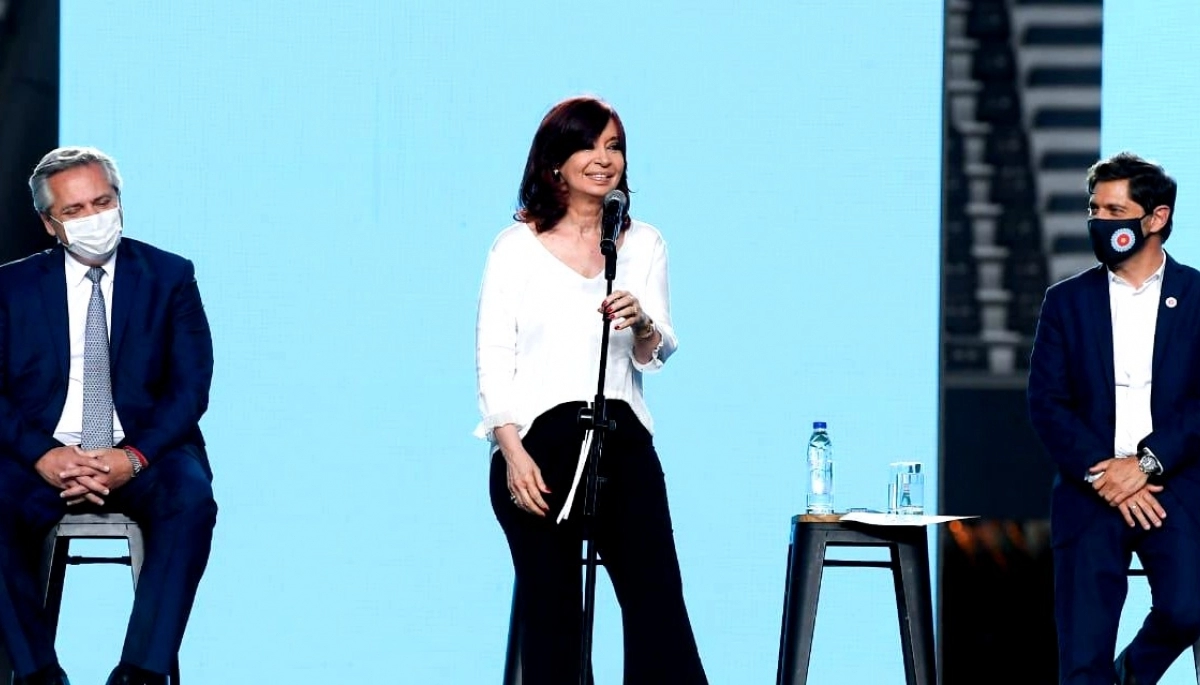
[123,447,143,478]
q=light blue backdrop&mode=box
[57,2,941,682]
[1104,2,1200,683]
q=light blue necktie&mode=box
[81,266,114,450]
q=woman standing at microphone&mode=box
[475,95,708,684]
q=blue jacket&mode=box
[1028,254,1200,545]
[0,238,213,473]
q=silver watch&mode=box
[1137,447,1163,476]
[123,448,143,478]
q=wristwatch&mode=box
[1137,446,1163,476]
[123,447,143,478]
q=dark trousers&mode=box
[1054,488,1200,684]
[490,401,707,685]
[0,445,217,676]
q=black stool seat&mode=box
[776,514,936,685]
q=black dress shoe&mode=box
[105,663,167,685]
[13,663,69,685]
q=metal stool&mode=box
[2,513,180,684]
[1127,566,1200,683]
[776,514,936,685]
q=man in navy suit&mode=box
[1030,152,1200,684]
[0,147,217,685]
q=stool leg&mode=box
[777,522,828,685]
[127,524,145,590]
[39,532,70,645]
[891,530,937,685]
[775,540,795,682]
[1192,636,1200,685]
[502,582,521,685]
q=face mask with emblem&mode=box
[1087,215,1149,268]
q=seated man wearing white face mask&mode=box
[0,147,217,685]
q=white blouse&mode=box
[474,219,678,445]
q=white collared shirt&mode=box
[1109,255,1166,457]
[53,250,126,445]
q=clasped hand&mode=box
[35,446,135,506]
[1089,457,1165,530]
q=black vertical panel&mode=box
[939,0,1103,681]
[942,386,1055,519]
[0,3,58,671]
[0,2,55,674]
[0,0,59,265]
[940,387,1058,683]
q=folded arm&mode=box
[1138,399,1200,477]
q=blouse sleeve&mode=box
[632,232,678,373]
[474,236,522,439]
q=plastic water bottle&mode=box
[806,421,834,514]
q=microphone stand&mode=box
[576,233,619,685]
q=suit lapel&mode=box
[110,241,141,366]
[37,247,70,380]
[1084,265,1116,408]
[1152,255,1184,380]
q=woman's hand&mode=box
[504,446,551,516]
[600,290,653,335]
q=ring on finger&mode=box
[1130,504,1139,510]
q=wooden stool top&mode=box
[796,514,844,523]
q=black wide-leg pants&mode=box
[490,401,708,685]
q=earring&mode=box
[552,169,561,179]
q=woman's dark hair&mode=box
[516,96,631,233]
[1088,151,1178,242]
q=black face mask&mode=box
[1088,215,1150,268]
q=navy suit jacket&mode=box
[0,238,213,475]
[1028,254,1200,546]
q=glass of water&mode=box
[888,462,924,515]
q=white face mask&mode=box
[55,207,123,261]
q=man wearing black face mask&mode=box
[1029,152,1200,685]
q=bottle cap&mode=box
[813,421,827,429]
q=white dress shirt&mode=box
[1109,255,1166,457]
[474,220,678,444]
[53,250,126,445]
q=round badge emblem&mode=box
[1111,228,1137,252]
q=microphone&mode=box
[600,189,626,255]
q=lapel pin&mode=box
[1166,296,1178,308]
